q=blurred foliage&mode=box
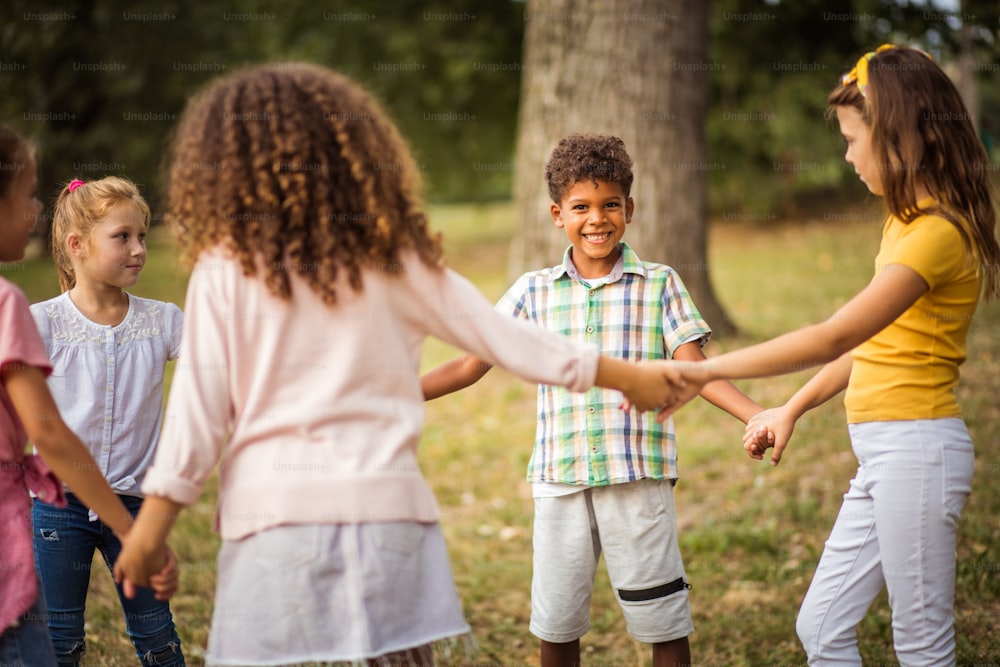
[1,0,524,209]
[2,0,998,215]
[709,0,1000,216]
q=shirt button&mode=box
[107,385,114,392]
[591,446,598,453]
[102,445,110,452]
[105,416,112,423]
[588,406,596,414]
[586,326,594,333]
[589,290,596,296]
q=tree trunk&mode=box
[510,0,734,335]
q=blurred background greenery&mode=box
[2,0,998,214]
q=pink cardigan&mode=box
[143,249,599,540]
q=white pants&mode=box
[797,418,974,666]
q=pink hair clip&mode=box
[68,179,85,192]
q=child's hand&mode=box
[619,360,706,421]
[743,412,776,460]
[148,546,179,601]
[114,526,169,599]
[618,360,679,413]
[743,407,795,466]
[113,495,184,599]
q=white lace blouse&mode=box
[31,292,183,513]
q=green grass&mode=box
[4,201,999,666]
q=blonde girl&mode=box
[31,176,185,667]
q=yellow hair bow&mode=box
[841,44,932,98]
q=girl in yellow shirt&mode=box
[664,45,999,666]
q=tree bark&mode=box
[510,0,734,334]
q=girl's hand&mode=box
[632,359,687,412]
[743,411,776,460]
[743,406,796,466]
[148,546,180,601]
[114,525,168,598]
[650,360,711,422]
[615,360,682,413]
[114,495,184,599]
[617,360,709,422]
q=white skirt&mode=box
[207,522,473,666]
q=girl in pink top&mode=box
[0,127,176,666]
[112,63,683,666]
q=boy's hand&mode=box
[743,406,795,466]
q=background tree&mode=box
[0,0,525,208]
[510,0,735,333]
[3,0,997,291]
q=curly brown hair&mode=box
[544,134,634,203]
[166,62,443,305]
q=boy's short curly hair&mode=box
[544,134,634,203]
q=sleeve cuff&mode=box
[569,343,601,393]
[141,467,204,506]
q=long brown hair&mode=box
[50,177,151,291]
[0,125,32,199]
[828,46,1000,300]
[165,62,443,305]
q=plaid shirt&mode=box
[497,242,711,485]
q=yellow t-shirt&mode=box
[845,210,982,423]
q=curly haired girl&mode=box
[113,63,684,666]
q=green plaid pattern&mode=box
[497,242,711,485]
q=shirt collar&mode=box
[549,242,647,285]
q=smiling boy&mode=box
[422,134,764,667]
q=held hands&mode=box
[620,360,711,421]
[622,360,686,415]
[114,531,177,600]
[148,546,179,601]
[743,406,796,466]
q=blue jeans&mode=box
[0,573,58,667]
[32,494,184,667]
